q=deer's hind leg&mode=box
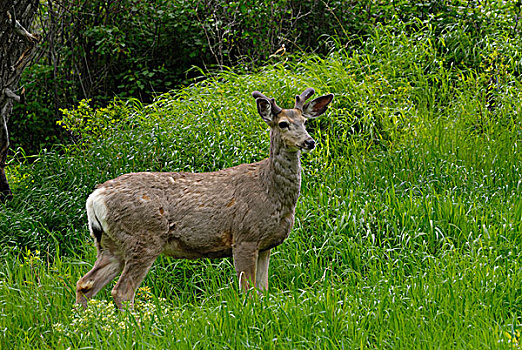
[111,256,158,310]
[76,247,122,308]
[110,238,163,310]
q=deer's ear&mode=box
[302,94,334,119]
[256,98,274,124]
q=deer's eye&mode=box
[278,121,290,129]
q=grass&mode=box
[1,239,519,349]
[1,6,522,349]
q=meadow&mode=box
[1,10,522,349]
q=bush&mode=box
[14,0,522,153]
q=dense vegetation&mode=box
[1,1,522,348]
[14,0,376,153]
[12,0,521,153]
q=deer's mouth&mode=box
[299,139,316,152]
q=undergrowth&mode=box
[1,10,521,349]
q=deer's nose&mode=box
[304,139,316,150]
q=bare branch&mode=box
[7,11,40,44]
[4,88,25,104]
[6,45,38,87]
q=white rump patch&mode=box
[86,188,110,239]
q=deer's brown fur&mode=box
[76,88,333,309]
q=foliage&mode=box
[1,245,521,348]
[11,0,521,154]
[58,98,143,146]
[3,0,522,258]
[1,2,522,348]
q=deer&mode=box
[76,88,334,309]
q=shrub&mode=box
[14,0,522,153]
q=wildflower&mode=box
[504,329,521,348]
[53,293,173,338]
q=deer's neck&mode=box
[263,130,302,209]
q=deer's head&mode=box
[253,88,334,152]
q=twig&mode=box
[3,88,25,104]
[7,11,40,44]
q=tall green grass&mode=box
[1,15,522,349]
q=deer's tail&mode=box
[86,188,108,247]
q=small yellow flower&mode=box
[137,286,152,300]
[504,329,521,348]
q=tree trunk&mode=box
[0,1,39,201]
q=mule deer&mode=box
[76,88,334,309]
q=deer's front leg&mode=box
[256,249,270,291]
[233,242,259,290]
